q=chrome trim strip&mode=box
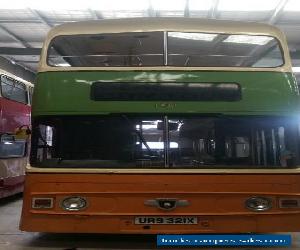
[26,164,300,174]
[144,198,190,211]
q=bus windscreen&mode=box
[47,32,284,68]
[31,115,299,169]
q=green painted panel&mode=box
[32,71,300,116]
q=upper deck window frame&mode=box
[0,74,29,105]
[46,31,286,69]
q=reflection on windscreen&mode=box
[48,32,164,67]
[47,32,284,68]
[31,115,299,169]
[167,32,283,67]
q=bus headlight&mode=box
[245,197,272,211]
[61,196,87,211]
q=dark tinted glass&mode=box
[31,116,165,168]
[91,82,241,101]
[31,115,299,169]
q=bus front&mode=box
[20,19,300,233]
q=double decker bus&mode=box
[0,69,33,198]
[20,18,300,233]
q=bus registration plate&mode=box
[134,217,198,225]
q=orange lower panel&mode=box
[20,172,300,233]
[20,214,300,234]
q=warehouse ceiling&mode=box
[0,0,300,77]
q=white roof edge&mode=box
[0,69,33,87]
[47,18,285,37]
[39,18,293,73]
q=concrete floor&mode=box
[1,194,300,250]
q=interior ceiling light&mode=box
[1,0,149,10]
[57,63,70,67]
[168,32,218,41]
[218,0,280,11]
[284,0,300,11]
[1,0,284,12]
[93,0,149,11]
[151,0,186,11]
[223,35,274,45]
[105,12,145,18]
[0,0,27,9]
[189,0,214,11]
[26,0,90,10]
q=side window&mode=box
[1,75,14,99]
[0,134,26,158]
[1,75,28,104]
[28,86,34,105]
[11,81,28,104]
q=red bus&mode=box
[0,70,33,198]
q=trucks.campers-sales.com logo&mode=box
[157,234,291,247]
